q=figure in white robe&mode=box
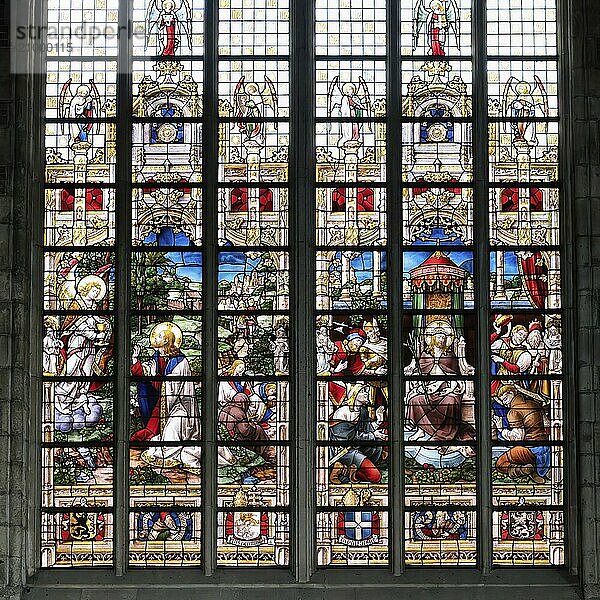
[59,80,100,145]
[327,76,372,152]
[316,326,336,375]
[502,76,549,147]
[271,327,289,375]
[54,275,111,433]
[544,321,562,374]
[145,0,192,56]
[43,325,63,375]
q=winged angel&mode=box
[234,76,278,142]
[502,76,549,146]
[146,0,192,56]
[59,79,100,145]
[413,0,460,57]
[327,76,372,149]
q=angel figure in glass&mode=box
[59,79,100,146]
[503,76,549,146]
[146,0,192,56]
[234,76,278,142]
[327,76,372,149]
[413,0,460,57]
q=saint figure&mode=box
[233,76,278,142]
[131,322,202,474]
[404,320,475,448]
[43,323,63,375]
[327,76,372,149]
[59,80,100,145]
[54,275,111,433]
[502,76,549,146]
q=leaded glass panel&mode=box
[39,0,566,573]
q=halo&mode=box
[341,82,356,95]
[150,321,183,349]
[77,275,107,300]
[425,319,454,339]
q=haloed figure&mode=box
[54,275,111,434]
[131,322,202,474]
[413,0,460,57]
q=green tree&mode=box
[246,328,274,374]
[130,253,175,333]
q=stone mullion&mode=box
[26,7,47,574]
[202,0,218,576]
[114,0,133,575]
[387,0,404,575]
[557,0,578,576]
[292,0,315,580]
[473,0,491,574]
[571,0,600,592]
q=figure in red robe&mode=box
[328,329,367,407]
[413,0,460,57]
[146,0,192,57]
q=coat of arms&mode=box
[224,489,269,547]
[61,511,105,542]
[500,510,544,541]
[336,488,380,547]
[336,510,380,547]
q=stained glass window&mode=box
[487,0,563,567]
[39,0,565,572]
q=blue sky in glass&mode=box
[489,251,519,277]
[153,252,203,283]
[218,252,265,282]
[328,251,387,283]
[143,228,194,247]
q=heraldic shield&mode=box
[225,511,269,546]
[61,511,105,542]
[337,511,380,547]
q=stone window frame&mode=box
[1,0,595,597]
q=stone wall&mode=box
[0,0,599,597]
[0,28,30,600]
[572,1,600,599]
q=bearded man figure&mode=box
[404,319,468,377]
[493,384,550,484]
[131,322,202,474]
[404,320,475,446]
